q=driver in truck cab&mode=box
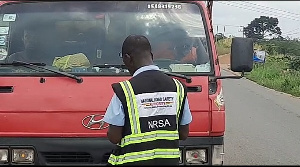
[151,27,197,64]
[5,23,56,65]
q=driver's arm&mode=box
[180,47,197,63]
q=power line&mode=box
[283,31,300,36]
[284,27,300,34]
[216,1,300,22]
[215,2,300,38]
[217,1,300,21]
[230,1,300,20]
[240,1,300,18]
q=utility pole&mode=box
[239,26,245,38]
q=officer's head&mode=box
[121,35,153,75]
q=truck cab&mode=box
[0,1,253,165]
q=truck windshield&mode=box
[0,1,212,75]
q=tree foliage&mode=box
[258,39,300,57]
[244,16,282,40]
[257,38,300,71]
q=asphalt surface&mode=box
[221,70,300,165]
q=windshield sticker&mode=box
[169,64,196,72]
[0,36,6,46]
[3,14,16,22]
[0,27,9,35]
[147,3,182,9]
[97,49,102,59]
[0,48,7,60]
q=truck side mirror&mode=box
[230,37,254,72]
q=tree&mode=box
[243,16,282,40]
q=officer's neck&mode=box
[132,61,153,74]
[136,60,153,68]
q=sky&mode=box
[212,1,300,39]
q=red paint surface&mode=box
[0,76,213,137]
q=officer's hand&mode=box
[107,124,123,144]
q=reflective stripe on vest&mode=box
[173,78,185,127]
[120,81,141,134]
[108,148,180,165]
[119,130,179,147]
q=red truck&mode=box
[0,1,253,165]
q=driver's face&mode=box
[174,38,193,58]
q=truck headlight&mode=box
[12,149,34,164]
[212,145,224,165]
[186,149,207,164]
[0,149,8,163]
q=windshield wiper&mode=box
[4,61,83,83]
[0,61,47,72]
[93,64,191,83]
[93,64,127,69]
[93,64,191,82]
[163,71,192,83]
[0,62,46,66]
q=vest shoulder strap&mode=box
[119,80,141,134]
[172,78,187,126]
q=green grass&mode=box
[246,56,300,97]
[215,39,300,97]
[216,38,232,55]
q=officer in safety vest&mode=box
[103,35,192,166]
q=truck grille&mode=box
[42,152,93,164]
[101,152,111,163]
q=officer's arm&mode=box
[179,124,189,140]
[178,98,192,140]
[103,94,125,144]
[107,125,123,144]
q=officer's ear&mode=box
[123,53,134,66]
[123,53,131,61]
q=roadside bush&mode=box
[216,38,232,55]
[289,56,300,71]
[246,55,300,97]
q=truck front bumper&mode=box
[179,136,224,165]
[0,136,223,166]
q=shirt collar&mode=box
[133,65,160,77]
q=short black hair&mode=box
[122,35,152,55]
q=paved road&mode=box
[221,70,300,165]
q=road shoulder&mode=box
[220,64,300,100]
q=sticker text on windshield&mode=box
[147,3,182,10]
